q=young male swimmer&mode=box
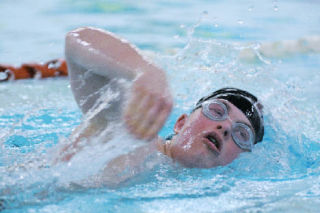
[58,27,264,177]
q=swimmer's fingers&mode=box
[125,93,152,135]
[145,105,172,140]
[124,85,158,135]
[124,68,173,140]
[124,86,144,119]
[139,95,172,140]
[134,96,164,139]
[124,87,146,130]
[126,92,172,140]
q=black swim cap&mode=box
[194,87,264,144]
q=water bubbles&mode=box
[20,95,29,100]
[248,5,254,12]
[179,24,185,29]
[53,172,61,178]
[0,72,8,81]
[213,17,219,28]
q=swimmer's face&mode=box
[168,99,252,168]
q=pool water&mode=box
[1,0,320,212]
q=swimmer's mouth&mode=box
[204,133,222,153]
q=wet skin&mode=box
[165,99,253,168]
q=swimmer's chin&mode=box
[170,152,223,168]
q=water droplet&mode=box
[202,10,208,15]
[173,35,180,39]
[237,19,244,25]
[248,5,254,12]
[180,24,185,29]
[273,0,279,12]
[21,95,28,100]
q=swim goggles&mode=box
[201,99,254,151]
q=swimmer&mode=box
[46,27,261,186]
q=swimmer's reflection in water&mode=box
[57,27,264,185]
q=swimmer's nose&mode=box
[216,121,231,140]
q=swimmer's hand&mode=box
[124,68,173,140]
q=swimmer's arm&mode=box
[57,129,161,187]
[66,27,173,140]
[99,140,160,187]
[65,27,159,80]
[56,120,102,162]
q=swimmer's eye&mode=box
[233,125,250,141]
[208,103,226,119]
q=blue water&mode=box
[1,0,320,212]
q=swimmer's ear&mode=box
[174,114,188,134]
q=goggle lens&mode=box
[231,123,253,151]
[203,101,228,121]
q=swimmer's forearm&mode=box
[65,27,163,80]
[100,141,159,186]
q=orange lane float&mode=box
[0,59,68,82]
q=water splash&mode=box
[0,77,149,209]
[156,19,320,184]
[1,19,320,212]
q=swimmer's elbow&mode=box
[65,28,87,63]
[64,26,159,79]
[64,27,101,75]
